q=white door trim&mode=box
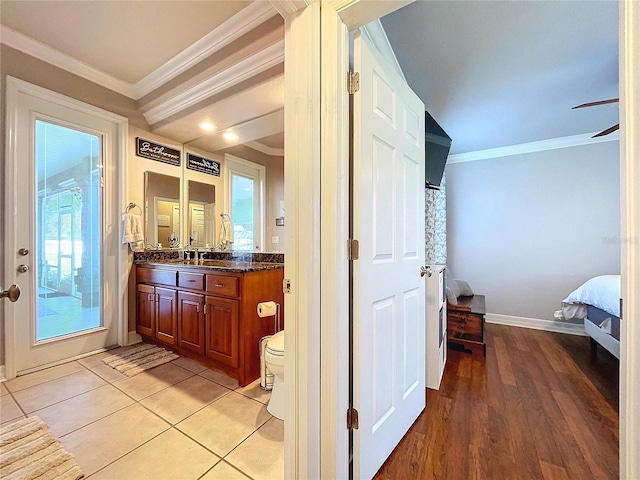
[3,76,128,379]
[280,3,322,479]
[620,1,640,477]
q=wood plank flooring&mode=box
[374,323,619,479]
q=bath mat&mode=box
[102,343,179,377]
[0,416,83,480]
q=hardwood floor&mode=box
[374,323,619,480]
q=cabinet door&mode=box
[136,284,156,337]
[178,291,205,355]
[155,287,177,345]
[205,296,239,368]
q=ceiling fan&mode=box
[572,98,619,137]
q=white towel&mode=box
[218,218,234,245]
[122,213,144,251]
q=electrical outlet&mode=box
[272,236,279,244]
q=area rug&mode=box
[102,343,179,377]
[0,416,83,480]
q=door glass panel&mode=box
[231,173,254,251]
[35,120,102,341]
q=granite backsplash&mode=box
[134,250,284,264]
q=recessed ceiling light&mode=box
[223,130,239,141]
[199,122,215,132]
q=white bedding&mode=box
[554,274,621,320]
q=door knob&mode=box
[18,248,29,256]
[0,285,21,302]
[420,266,432,277]
[17,264,30,273]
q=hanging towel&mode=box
[122,213,144,251]
[218,218,234,245]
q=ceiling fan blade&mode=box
[572,98,619,109]
[592,124,620,138]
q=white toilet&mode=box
[264,330,285,420]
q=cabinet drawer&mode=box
[447,312,483,343]
[178,272,205,290]
[206,274,239,298]
[137,267,177,287]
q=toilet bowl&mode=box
[264,330,285,420]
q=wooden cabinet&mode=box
[136,283,177,345]
[447,294,486,355]
[177,291,205,355]
[136,264,283,386]
[205,296,239,368]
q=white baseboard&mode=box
[0,365,5,382]
[128,331,143,345]
[486,313,587,336]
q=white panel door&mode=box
[352,31,426,479]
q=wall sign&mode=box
[136,137,181,166]
[186,153,221,177]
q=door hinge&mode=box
[348,239,359,261]
[348,71,360,94]
[347,405,359,430]
[283,279,291,294]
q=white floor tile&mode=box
[176,392,271,457]
[60,403,169,477]
[90,428,220,480]
[226,418,284,480]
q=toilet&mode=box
[264,330,285,420]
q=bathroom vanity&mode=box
[135,259,284,386]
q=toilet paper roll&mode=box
[257,301,278,317]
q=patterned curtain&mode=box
[425,174,446,265]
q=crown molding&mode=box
[133,2,278,99]
[1,25,136,98]
[246,140,284,156]
[269,0,315,17]
[448,131,620,164]
[143,39,284,126]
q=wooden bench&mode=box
[447,294,486,356]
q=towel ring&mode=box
[125,202,142,215]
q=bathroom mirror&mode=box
[144,171,181,247]
[187,180,216,247]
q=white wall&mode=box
[446,140,620,320]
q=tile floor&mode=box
[0,348,283,480]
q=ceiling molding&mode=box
[360,20,405,82]
[269,0,315,17]
[133,2,278,99]
[143,39,284,126]
[448,131,620,164]
[246,140,284,156]
[0,25,136,98]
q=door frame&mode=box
[620,1,640,478]
[3,76,128,379]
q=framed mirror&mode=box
[188,180,216,247]
[144,171,180,247]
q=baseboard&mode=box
[486,313,587,336]
[0,365,5,382]
[128,331,143,345]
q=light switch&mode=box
[272,236,280,244]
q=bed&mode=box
[554,275,621,359]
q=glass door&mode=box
[35,121,102,341]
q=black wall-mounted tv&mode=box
[425,111,452,189]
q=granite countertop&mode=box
[135,258,284,273]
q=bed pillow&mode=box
[563,275,621,318]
